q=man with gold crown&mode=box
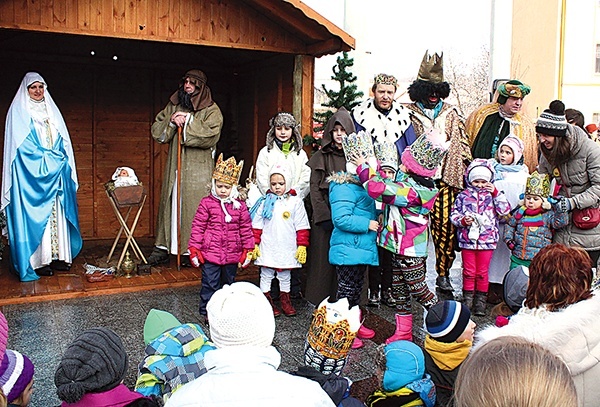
[466,79,537,170]
[402,51,472,294]
[351,73,416,159]
[147,69,224,266]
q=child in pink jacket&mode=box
[188,154,255,320]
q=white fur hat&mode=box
[207,282,275,349]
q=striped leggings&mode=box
[391,255,437,315]
[429,182,458,277]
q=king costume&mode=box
[2,72,82,282]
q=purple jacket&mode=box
[189,194,255,265]
[451,159,511,250]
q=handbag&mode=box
[572,207,600,230]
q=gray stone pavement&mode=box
[2,243,493,406]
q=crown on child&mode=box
[408,128,449,172]
[525,171,550,198]
[212,154,243,185]
[306,305,356,360]
[341,130,375,162]
[374,141,399,171]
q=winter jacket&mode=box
[255,142,311,199]
[504,207,568,261]
[188,195,255,265]
[293,366,365,407]
[366,377,436,407]
[59,384,148,407]
[476,291,600,407]
[451,159,511,250]
[539,124,600,251]
[356,162,439,258]
[252,193,310,269]
[164,346,336,407]
[328,172,379,266]
[135,323,215,402]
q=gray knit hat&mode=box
[536,100,568,137]
[54,327,128,404]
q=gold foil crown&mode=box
[525,171,550,197]
[374,73,398,88]
[341,130,375,162]
[417,50,444,83]
[374,142,399,171]
[306,305,356,360]
[212,154,243,185]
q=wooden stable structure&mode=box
[0,0,354,241]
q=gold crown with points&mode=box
[525,171,550,198]
[212,154,244,185]
[417,50,444,83]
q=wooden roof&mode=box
[0,0,354,57]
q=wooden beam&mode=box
[306,37,350,57]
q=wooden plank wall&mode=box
[0,0,310,54]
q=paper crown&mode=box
[341,130,375,162]
[304,298,360,376]
[402,128,449,177]
[417,50,444,83]
[374,73,398,88]
[525,171,550,197]
[374,141,399,171]
[212,154,243,185]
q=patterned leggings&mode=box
[391,255,437,315]
[336,265,367,308]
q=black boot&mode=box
[462,290,474,311]
[436,275,453,292]
[473,291,488,316]
[146,247,169,266]
[35,265,54,276]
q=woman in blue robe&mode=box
[2,72,82,281]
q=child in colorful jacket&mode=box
[504,171,568,269]
[450,158,511,316]
[352,128,448,345]
[188,154,255,319]
[366,340,436,407]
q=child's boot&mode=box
[280,292,297,316]
[385,314,413,344]
[351,337,364,349]
[462,290,474,311]
[356,310,375,339]
[472,291,488,316]
[264,292,281,317]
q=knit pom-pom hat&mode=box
[0,349,35,403]
[207,282,275,349]
[536,100,568,137]
[54,327,128,404]
[426,300,471,343]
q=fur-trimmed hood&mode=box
[475,291,600,377]
[326,171,361,186]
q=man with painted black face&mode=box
[146,69,224,267]
[402,51,472,294]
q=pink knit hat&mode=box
[0,311,7,364]
[401,128,449,178]
[498,135,524,165]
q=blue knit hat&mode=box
[426,300,471,343]
[382,340,425,392]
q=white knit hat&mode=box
[207,282,275,348]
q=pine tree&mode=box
[306,52,363,150]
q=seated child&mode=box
[504,171,568,270]
[112,166,140,187]
[366,340,436,407]
[0,349,34,407]
[188,154,255,320]
[135,309,215,403]
[252,163,310,317]
[492,265,529,327]
[424,300,475,407]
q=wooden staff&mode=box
[176,126,182,271]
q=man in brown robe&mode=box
[147,70,223,266]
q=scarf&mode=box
[424,336,471,371]
[210,180,241,223]
[513,206,545,227]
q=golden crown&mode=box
[525,171,550,198]
[306,305,356,360]
[417,50,444,83]
[212,154,243,185]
